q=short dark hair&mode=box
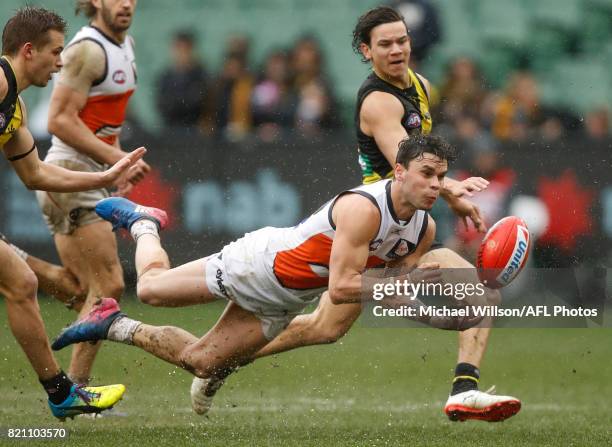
[352,6,407,63]
[396,134,457,167]
[2,6,66,56]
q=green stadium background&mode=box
[3,0,612,128]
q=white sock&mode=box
[130,219,159,241]
[107,316,142,345]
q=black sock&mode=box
[40,370,74,404]
[451,362,480,396]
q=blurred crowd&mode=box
[155,28,609,146]
[154,26,610,256]
[153,23,610,256]
[433,56,610,259]
[156,30,340,141]
[435,57,609,145]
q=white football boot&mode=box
[444,386,521,422]
[190,376,226,415]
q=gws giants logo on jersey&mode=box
[386,238,416,259]
[112,69,127,84]
[405,112,421,129]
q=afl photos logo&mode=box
[112,69,127,84]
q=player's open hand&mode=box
[100,147,147,187]
[446,177,489,198]
[126,158,151,185]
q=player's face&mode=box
[397,153,447,210]
[99,0,137,33]
[363,21,411,81]
[28,30,64,87]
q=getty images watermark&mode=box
[361,267,610,329]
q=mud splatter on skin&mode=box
[135,325,198,368]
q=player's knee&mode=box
[312,314,351,344]
[136,277,163,307]
[316,325,348,344]
[6,270,38,303]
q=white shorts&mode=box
[36,159,109,235]
[204,228,318,340]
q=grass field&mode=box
[1,298,611,446]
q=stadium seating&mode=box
[530,0,581,31]
[478,1,529,48]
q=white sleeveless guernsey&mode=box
[206,179,429,314]
[47,25,136,168]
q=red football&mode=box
[477,216,530,289]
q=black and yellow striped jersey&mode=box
[0,56,23,147]
[355,68,431,184]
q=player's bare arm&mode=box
[361,91,486,229]
[47,40,126,165]
[327,193,381,304]
[360,90,408,165]
[3,101,146,191]
[362,82,487,198]
[0,68,8,102]
[327,193,439,304]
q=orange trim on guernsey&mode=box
[79,90,134,145]
[273,233,386,290]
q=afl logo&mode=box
[112,70,127,84]
[406,112,421,129]
[0,113,5,129]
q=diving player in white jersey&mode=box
[189,6,519,423]
[52,135,490,406]
[36,0,149,385]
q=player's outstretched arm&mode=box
[441,176,489,199]
[360,91,408,167]
[4,123,146,191]
[327,194,380,304]
[361,89,489,212]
